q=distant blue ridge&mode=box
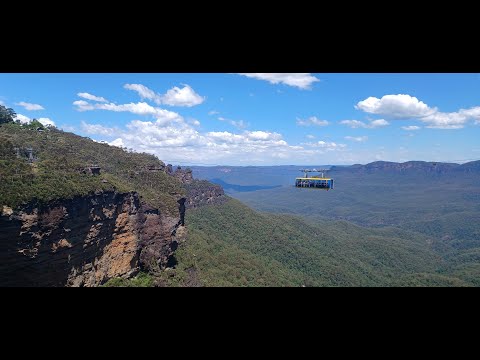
[210,178,282,193]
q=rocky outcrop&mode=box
[184,180,227,209]
[137,202,182,274]
[166,165,226,208]
[173,166,193,184]
[0,191,182,287]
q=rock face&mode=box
[184,180,227,209]
[173,166,193,184]
[0,163,227,287]
[168,166,226,209]
[0,191,181,287]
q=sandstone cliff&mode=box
[0,191,182,287]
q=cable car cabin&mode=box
[295,177,334,190]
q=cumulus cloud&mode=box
[124,83,205,107]
[83,111,348,165]
[38,117,55,127]
[236,73,320,89]
[421,112,466,129]
[340,119,389,128]
[460,106,480,119]
[81,121,118,136]
[306,134,315,139]
[296,116,329,127]
[161,84,205,107]
[356,94,433,118]
[356,94,480,129]
[345,136,368,142]
[402,125,421,131]
[109,138,125,148]
[15,113,55,126]
[73,100,183,124]
[16,114,31,124]
[208,110,220,116]
[16,101,44,111]
[77,92,108,102]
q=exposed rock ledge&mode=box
[0,191,181,287]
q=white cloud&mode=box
[60,124,76,132]
[100,102,178,118]
[356,94,433,119]
[189,119,201,126]
[218,116,248,129]
[81,121,118,136]
[305,141,347,150]
[109,138,125,148]
[208,110,219,116]
[356,94,480,129]
[73,100,182,123]
[16,101,44,111]
[247,131,283,141]
[340,120,364,128]
[77,92,108,102]
[296,116,329,127]
[161,84,205,107]
[402,125,421,131]
[460,106,480,119]
[340,119,389,128]
[38,117,55,127]
[237,73,320,90]
[306,134,315,139]
[73,100,95,111]
[0,100,4,105]
[124,83,205,107]
[83,112,349,165]
[345,136,368,142]
[16,114,31,124]
[421,112,466,129]
[420,106,480,129]
[123,84,156,101]
[370,119,389,127]
[15,114,55,126]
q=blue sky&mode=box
[1,73,479,165]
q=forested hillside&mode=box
[161,198,474,286]
[0,123,184,215]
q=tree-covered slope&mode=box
[166,198,472,286]
[0,123,185,214]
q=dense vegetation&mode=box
[0,105,17,124]
[188,164,480,286]
[0,122,185,214]
[159,198,474,286]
